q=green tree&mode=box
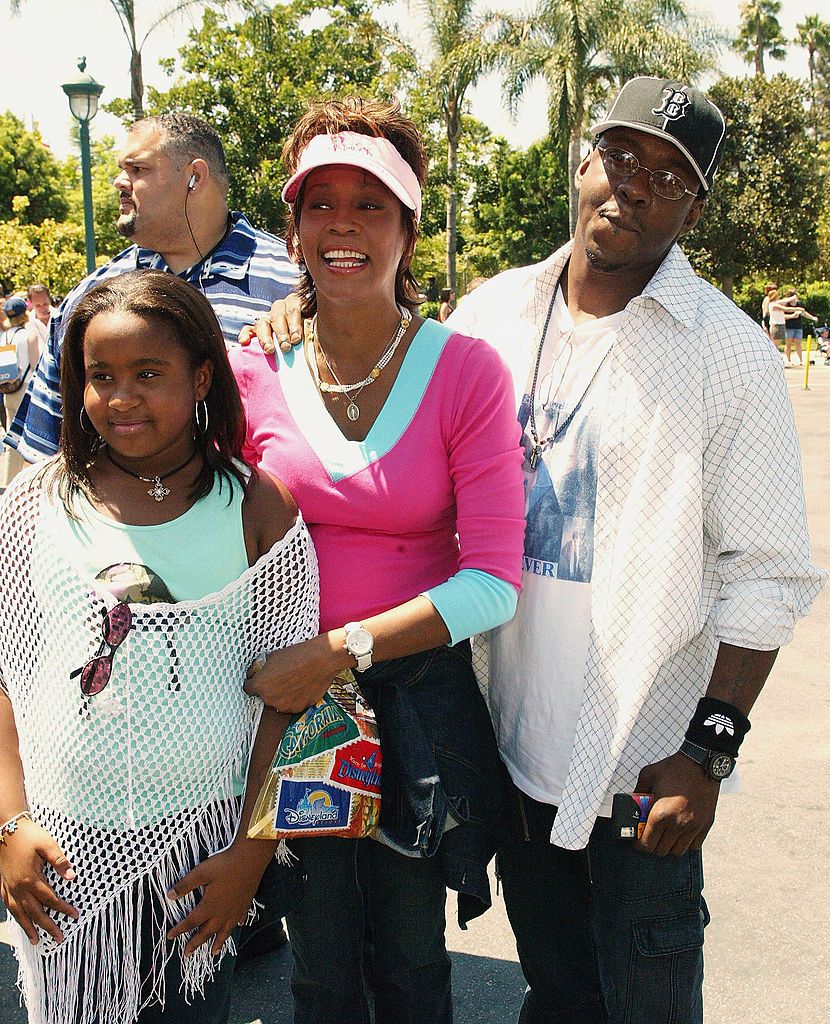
[685,75,822,295]
[0,113,69,225]
[732,0,787,76]
[418,0,505,290]
[468,134,569,273]
[145,1,410,232]
[0,218,88,296]
[62,134,124,260]
[500,0,720,235]
[796,15,830,140]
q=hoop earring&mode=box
[195,399,209,435]
[79,406,96,435]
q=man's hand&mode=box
[635,752,721,858]
[238,294,305,354]
[167,843,272,957]
[0,818,79,944]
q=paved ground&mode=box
[2,362,827,1023]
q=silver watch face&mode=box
[708,753,735,780]
[346,627,373,657]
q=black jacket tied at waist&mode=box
[359,639,509,928]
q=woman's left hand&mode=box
[167,845,268,957]
[243,635,346,713]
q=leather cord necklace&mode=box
[526,290,613,469]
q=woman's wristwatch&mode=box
[343,621,374,672]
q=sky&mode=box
[0,0,820,162]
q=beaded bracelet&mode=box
[0,811,32,846]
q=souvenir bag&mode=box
[248,669,381,845]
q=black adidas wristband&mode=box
[684,697,750,757]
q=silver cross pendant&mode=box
[147,477,170,502]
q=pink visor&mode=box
[282,131,422,223]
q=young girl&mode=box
[0,270,318,1024]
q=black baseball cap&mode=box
[590,77,727,191]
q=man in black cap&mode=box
[247,76,825,1022]
[447,75,824,1024]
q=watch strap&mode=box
[680,739,736,781]
[343,621,373,672]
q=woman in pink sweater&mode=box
[231,98,524,1024]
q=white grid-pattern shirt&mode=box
[449,241,826,849]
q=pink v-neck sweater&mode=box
[231,326,525,633]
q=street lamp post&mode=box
[62,58,104,275]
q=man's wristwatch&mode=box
[679,739,736,782]
[343,621,374,672]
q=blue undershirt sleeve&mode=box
[422,568,519,647]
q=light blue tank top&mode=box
[54,473,249,603]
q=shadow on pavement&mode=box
[1,942,524,1023]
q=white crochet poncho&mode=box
[0,467,319,1024]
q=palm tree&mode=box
[421,0,504,290]
[10,0,209,118]
[501,0,720,236]
[732,0,787,76]
[796,14,830,140]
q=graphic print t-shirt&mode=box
[490,287,623,812]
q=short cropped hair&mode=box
[27,283,51,301]
[131,113,230,194]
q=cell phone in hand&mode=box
[611,792,653,839]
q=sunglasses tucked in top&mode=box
[71,602,133,697]
[597,143,698,202]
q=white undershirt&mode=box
[490,287,622,813]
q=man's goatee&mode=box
[117,212,137,238]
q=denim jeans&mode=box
[286,835,451,1024]
[497,791,708,1024]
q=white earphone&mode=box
[187,173,197,191]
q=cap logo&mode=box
[330,132,375,158]
[652,88,690,121]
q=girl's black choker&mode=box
[106,448,198,503]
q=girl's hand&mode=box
[0,818,78,944]
[166,844,270,957]
[243,634,348,713]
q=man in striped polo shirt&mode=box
[5,113,297,463]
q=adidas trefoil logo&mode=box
[704,713,734,736]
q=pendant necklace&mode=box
[526,292,613,469]
[106,448,198,502]
[309,307,412,421]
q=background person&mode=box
[26,284,56,358]
[0,297,38,489]
[437,286,455,322]
[760,281,776,337]
[231,97,525,1024]
[0,270,317,1024]
[780,288,818,367]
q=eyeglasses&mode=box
[597,144,698,201]
[71,603,133,696]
